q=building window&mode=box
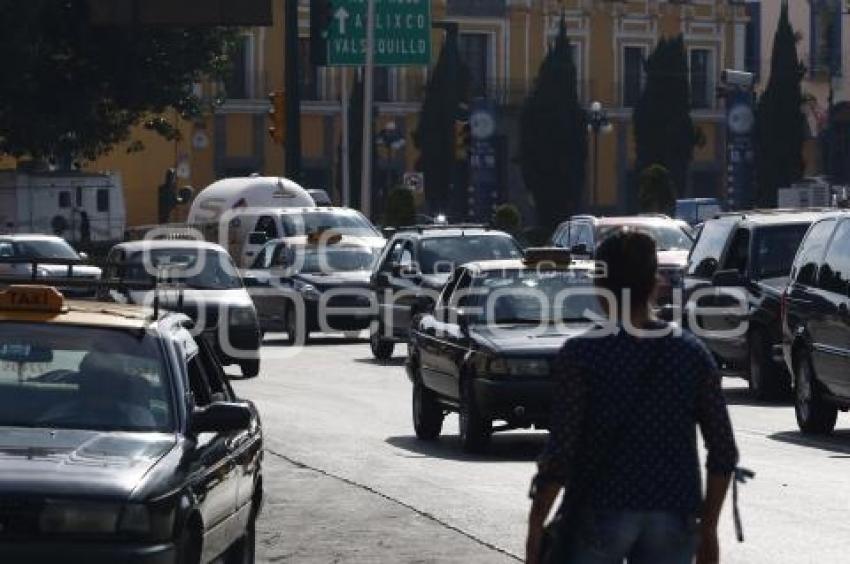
[459,33,490,98]
[298,38,320,100]
[811,1,842,76]
[622,46,646,108]
[690,48,714,109]
[96,189,110,212]
[224,35,251,99]
[374,67,391,102]
[745,2,761,78]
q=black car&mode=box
[782,212,850,434]
[0,286,262,563]
[101,241,262,377]
[243,237,376,344]
[406,250,598,452]
[683,210,821,399]
[369,225,523,360]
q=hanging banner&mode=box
[726,88,756,209]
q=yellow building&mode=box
[76,0,748,227]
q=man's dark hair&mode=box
[595,229,657,308]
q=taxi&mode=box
[406,249,600,453]
[0,285,263,563]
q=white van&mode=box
[186,176,316,266]
[0,170,126,242]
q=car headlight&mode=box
[40,501,174,539]
[40,500,122,534]
[294,280,321,301]
[229,306,258,326]
[488,357,550,377]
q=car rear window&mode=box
[818,220,850,295]
[418,235,521,274]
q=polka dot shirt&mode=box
[536,322,739,513]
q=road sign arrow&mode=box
[334,6,350,35]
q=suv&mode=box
[369,225,523,360]
[0,285,262,563]
[684,211,821,399]
[550,215,693,308]
[782,212,850,433]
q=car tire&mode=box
[748,330,790,401]
[370,322,395,360]
[459,376,491,453]
[794,354,837,435]
[413,377,443,441]
[240,358,260,378]
[176,522,202,564]
[285,307,309,346]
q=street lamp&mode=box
[587,101,613,208]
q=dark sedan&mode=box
[406,251,599,452]
[0,287,262,563]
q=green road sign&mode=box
[324,0,431,67]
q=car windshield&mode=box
[418,235,522,274]
[753,224,812,279]
[599,224,693,252]
[15,239,80,260]
[281,212,379,237]
[290,246,376,273]
[461,269,602,324]
[123,248,242,290]
[0,323,174,433]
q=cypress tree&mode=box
[518,18,587,233]
[413,30,469,214]
[633,35,697,200]
[754,2,805,207]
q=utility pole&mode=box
[341,69,351,206]
[360,0,376,218]
[284,0,302,180]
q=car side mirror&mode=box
[248,232,268,246]
[382,227,396,239]
[191,402,252,435]
[455,308,474,332]
[712,269,744,287]
[78,252,89,262]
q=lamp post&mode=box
[587,101,612,208]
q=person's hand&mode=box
[526,524,543,564]
[696,524,720,564]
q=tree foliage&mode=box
[413,31,469,213]
[518,18,586,234]
[638,165,675,214]
[754,3,806,207]
[633,35,697,200]
[0,0,236,162]
[492,203,522,234]
[383,187,416,227]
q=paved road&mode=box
[232,334,850,563]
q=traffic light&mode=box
[310,0,333,66]
[454,119,471,161]
[268,91,286,145]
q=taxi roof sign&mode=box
[0,285,66,314]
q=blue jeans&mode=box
[565,510,698,564]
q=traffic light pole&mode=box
[284,0,302,180]
[360,0,376,219]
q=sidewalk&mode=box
[257,451,518,563]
